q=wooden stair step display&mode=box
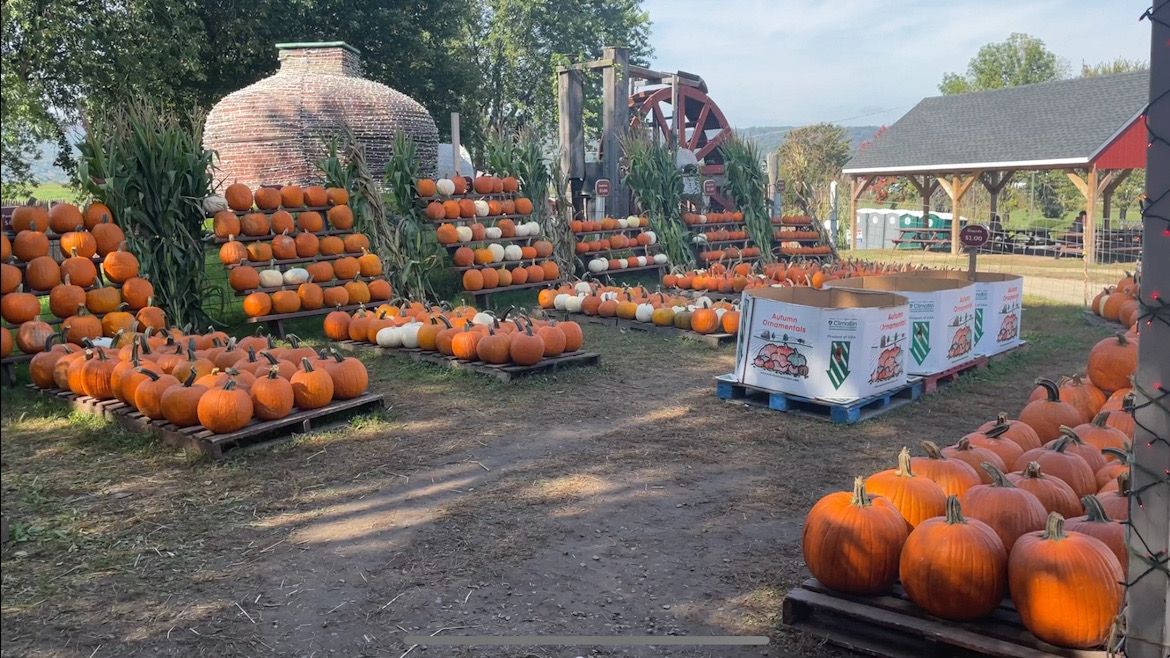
[1,353,35,386]
[588,263,667,278]
[233,275,380,296]
[337,342,600,383]
[452,256,553,273]
[469,278,567,309]
[783,578,1106,658]
[220,205,335,217]
[560,312,733,349]
[208,228,352,245]
[224,253,350,270]
[715,374,924,424]
[26,385,385,459]
[244,302,370,338]
[428,214,537,226]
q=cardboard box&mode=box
[734,287,910,402]
[897,271,1023,355]
[825,276,978,375]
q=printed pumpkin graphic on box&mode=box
[946,312,976,360]
[750,333,810,379]
[996,300,1021,343]
[870,332,905,384]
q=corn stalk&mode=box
[546,151,576,273]
[720,135,775,264]
[484,127,520,177]
[317,129,441,302]
[78,100,218,327]
[621,134,693,269]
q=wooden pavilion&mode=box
[842,71,1148,263]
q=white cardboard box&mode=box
[897,271,1024,356]
[825,276,979,375]
[733,287,910,402]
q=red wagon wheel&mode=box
[630,85,734,176]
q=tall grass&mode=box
[720,135,774,264]
[78,101,218,327]
[622,134,693,269]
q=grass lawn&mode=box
[0,297,1115,657]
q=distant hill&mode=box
[737,125,880,156]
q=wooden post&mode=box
[1066,168,1100,264]
[1099,168,1133,230]
[936,173,980,255]
[906,174,938,229]
[766,151,780,215]
[450,113,461,177]
[601,47,630,217]
[1128,6,1170,656]
[848,176,875,250]
[980,171,1014,220]
[557,68,585,214]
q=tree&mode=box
[939,33,1066,95]
[1081,58,1147,77]
[1113,172,1144,221]
[777,123,850,220]
[471,0,652,139]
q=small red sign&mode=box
[777,179,786,194]
[703,179,716,195]
[959,224,991,249]
[594,178,611,197]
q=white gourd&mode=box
[588,258,608,273]
[616,217,628,229]
[564,294,584,313]
[653,253,669,265]
[644,231,657,245]
[626,215,640,226]
[259,268,284,288]
[485,227,502,239]
[635,303,654,323]
[554,293,570,311]
[504,244,524,261]
[455,226,473,242]
[399,322,423,348]
[282,268,310,285]
[436,179,455,196]
[574,281,592,295]
[474,200,490,217]
[376,326,402,348]
[618,258,628,269]
[600,291,618,302]
[487,243,506,262]
[472,311,495,326]
[524,221,540,236]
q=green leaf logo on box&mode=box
[827,341,851,389]
[911,321,931,365]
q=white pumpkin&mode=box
[472,311,495,326]
[692,234,707,244]
[504,244,524,261]
[513,222,529,237]
[635,303,654,323]
[474,200,490,217]
[714,308,727,321]
[626,215,640,226]
[376,326,403,348]
[436,179,455,196]
[259,268,283,288]
[554,293,571,311]
[487,243,506,262]
[455,225,473,242]
[600,291,619,301]
[672,305,687,314]
[564,294,584,313]
[644,231,657,245]
[588,258,608,273]
[399,322,423,349]
[574,281,592,295]
[485,226,502,240]
[694,296,713,308]
[697,214,708,224]
[616,217,628,229]
[523,221,540,236]
[202,195,228,214]
[283,267,310,285]
[618,258,628,269]
[634,256,647,267]
[653,253,669,265]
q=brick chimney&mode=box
[275,42,363,77]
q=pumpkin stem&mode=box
[329,346,346,362]
[266,365,281,379]
[943,495,965,525]
[182,369,197,387]
[1081,495,1110,522]
[300,357,315,372]
[920,440,945,460]
[1114,332,1128,346]
[986,423,1012,439]
[260,351,279,365]
[135,367,160,381]
[1091,411,1111,428]
[981,462,1014,488]
[1101,447,1129,463]
[849,476,871,507]
[1022,461,1043,479]
[1049,435,1074,453]
[894,447,915,477]
[995,412,1009,425]
[1116,471,1130,494]
[287,333,302,348]
[1040,512,1067,541]
[223,379,238,391]
[1035,377,1061,402]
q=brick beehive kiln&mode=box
[204,41,439,187]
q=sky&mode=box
[641,0,1151,128]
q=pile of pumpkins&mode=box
[1089,271,1142,329]
[681,210,745,225]
[436,219,544,245]
[323,302,584,366]
[417,175,534,221]
[212,183,392,318]
[2,202,163,358]
[537,281,740,336]
[570,216,652,233]
[802,321,1140,649]
[662,260,924,293]
[29,326,368,434]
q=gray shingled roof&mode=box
[843,71,1148,174]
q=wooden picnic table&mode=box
[892,227,952,250]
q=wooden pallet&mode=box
[337,341,600,382]
[783,578,1107,658]
[27,385,385,459]
[917,356,988,394]
[714,374,923,424]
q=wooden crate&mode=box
[337,341,600,382]
[27,385,385,459]
[715,374,923,424]
[783,578,1108,658]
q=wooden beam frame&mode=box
[979,171,1015,219]
[1098,169,1133,227]
[600,47,630,217]
[936,172,981,255]
[848,175,877,250]
[1065,167,1102,264]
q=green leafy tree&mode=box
[939,33,1066,95]
[1081,58,1147,77]
[471,0,652,137]
[777,123,850,221]
[1113,171,1144,221]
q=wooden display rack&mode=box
[26,384,385,459]
[337,340,600,382]
[783,578,1107,658]
[557,311,734,348]
[1,353,34,386]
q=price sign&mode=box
[703,179,716,195]
[959,224,991,249]
[777,179,786,194]
[594,178,611,197]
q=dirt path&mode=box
[0,301,1107,658]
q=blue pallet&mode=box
[714,374,924,424]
